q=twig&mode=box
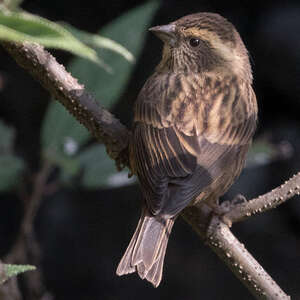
[223,172,300,226]
[5,162,52,261]
[4,162,53,300]
[207,219,289,300]
[1,41,131,170]
[1,40,296,299]
[183,207,290,299]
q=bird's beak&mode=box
[149,24,177,47]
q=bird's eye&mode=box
[189,38,200,47]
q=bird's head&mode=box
[150,12,252,81]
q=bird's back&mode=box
[131,71,257,217]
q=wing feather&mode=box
[132,73,257,216]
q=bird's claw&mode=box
[232,194,247,205]
[209,194,247,227]
[217,194,247,214]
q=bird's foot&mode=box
[211,194,247,227]
[231,193,247,205]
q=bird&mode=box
[116,12,258,287]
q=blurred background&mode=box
[1,0,300,299]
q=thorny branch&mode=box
[223,172,300,226]
[2,41,131,170]
[1,41,298,299]
[182,206,291,300]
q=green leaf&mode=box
[0,10,108,69]
[46,147,80,177]
[41,102,84,173]
[41,2,159,184]
[61,22,134,63]
[0,264,36,284]
[77,144,136,188]
[246,139,278,168]
[69,0,160,109]
[41,102,87,153]
[0,121,25,191]
[0,120,14,153]
[0,154,25,191]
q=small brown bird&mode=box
[116,12,257,287]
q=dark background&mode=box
[1,0,300,299]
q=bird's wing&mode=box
[132,74,257,216]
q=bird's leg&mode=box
[207,194,247,227]
[219,194,247,212]
[231,193,247,205]
[205,197,229,215]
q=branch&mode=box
[182,207,290,300]
[4,161,53,300]
[0,275,22,300]
[2,40,296,299]
[1,41,131,169]
[223,172,300,226]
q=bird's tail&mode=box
[116,209,175,287]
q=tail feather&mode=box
[116,209,175,287]
[142,217,173,286]
[116,210,145,275]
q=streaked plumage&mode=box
[117,12,258,287]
